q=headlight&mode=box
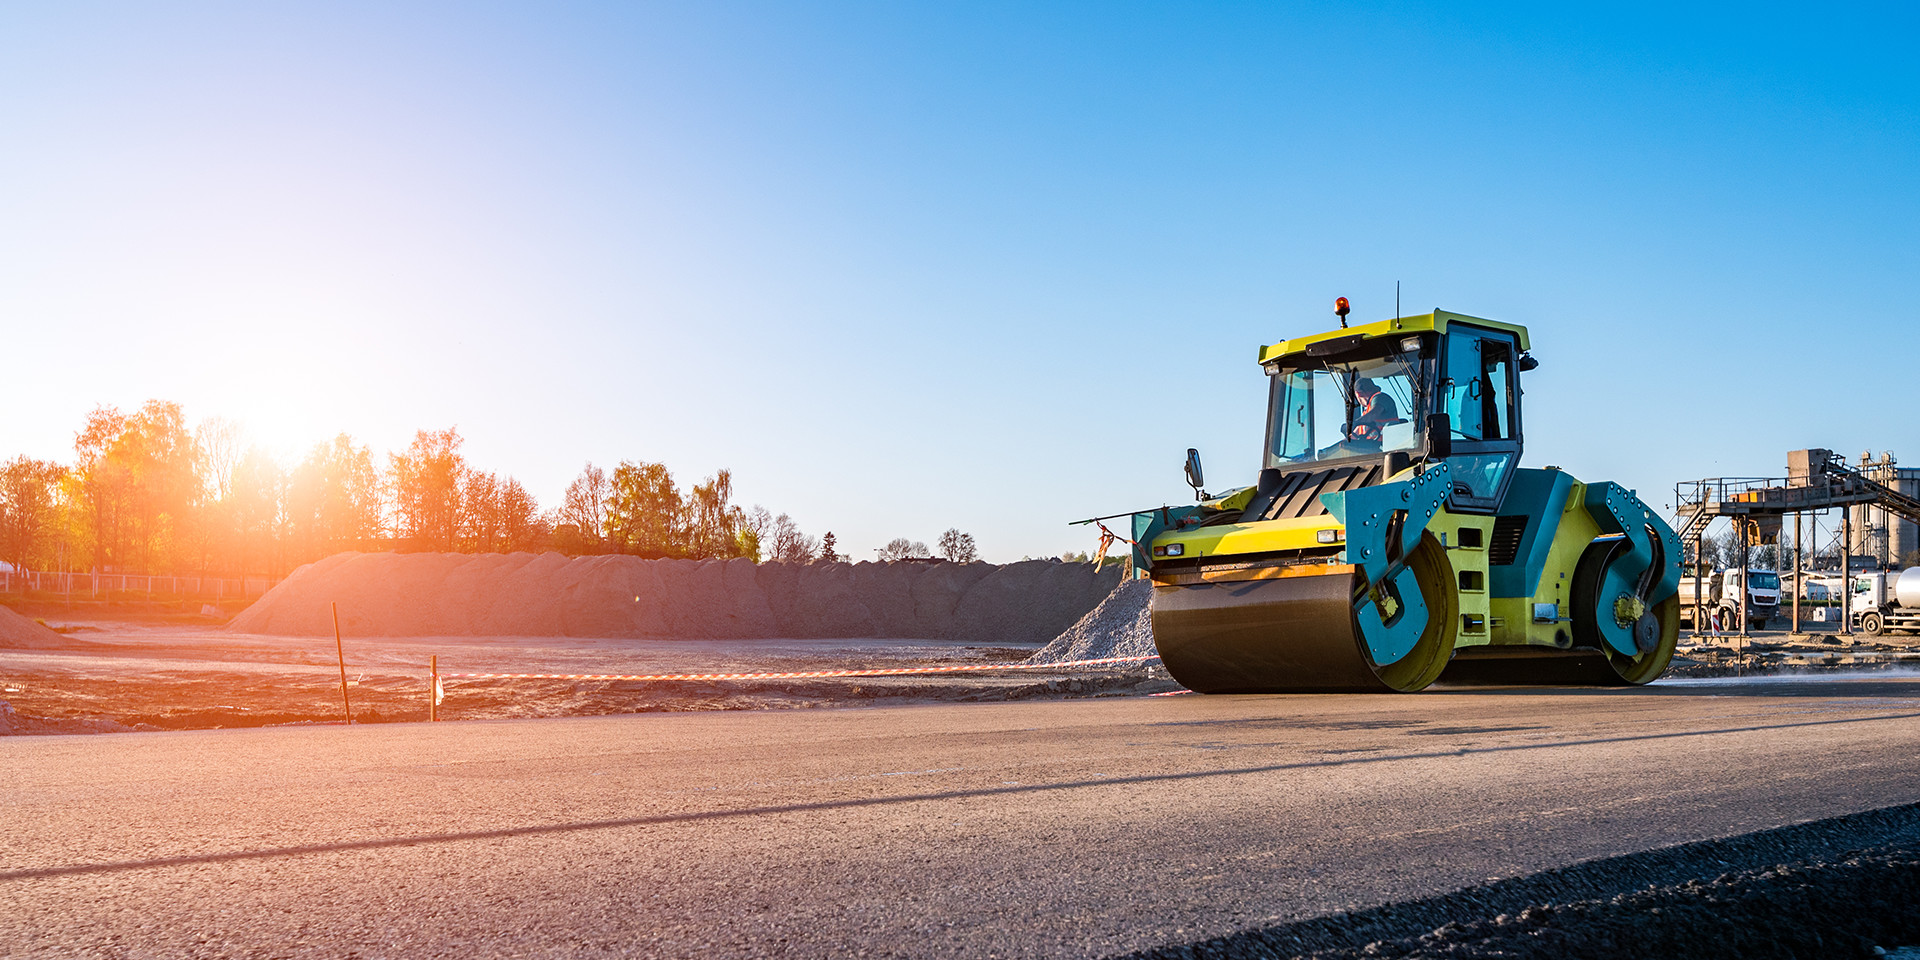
[1153,543,1185,557]
[1316,528,1342,544]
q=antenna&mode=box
[1396,280,1401,320]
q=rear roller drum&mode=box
[1151,533,1458,693]
[1571,539,1679,685]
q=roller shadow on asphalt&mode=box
[1109,800,1920,960]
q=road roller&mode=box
[1130,306,1681,693]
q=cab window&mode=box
[1444,334,1515,442]
[1441,326,1523,511]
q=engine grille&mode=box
[1489,515,1529,566]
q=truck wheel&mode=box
[1861,612,1884,637]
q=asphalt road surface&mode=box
[7,675,1920,958]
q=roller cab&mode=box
[1140,310,1681,693]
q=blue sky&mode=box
[2,2,1915,561]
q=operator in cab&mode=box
[1346,377,1400,448]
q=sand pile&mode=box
[1026,577,1154,663]
[230,552,1123,642]
[0,607,68,649]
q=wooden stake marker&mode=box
[333,602,352,725]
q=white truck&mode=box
[1849,568,1920,637]
[1678,568,1782,631]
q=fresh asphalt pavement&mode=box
[6,675,1920,958]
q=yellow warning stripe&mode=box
[1152,562,1354,587]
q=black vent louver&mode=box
[1489,515,1529,566]
[1241,464,1382,523]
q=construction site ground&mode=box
[1672,626,1920,673]
[4,604,1920,734]
[0,605,1173,734]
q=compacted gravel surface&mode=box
[6,676,1920,958]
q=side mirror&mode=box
[1184,448,1206,499]
[1425,414,1452,460]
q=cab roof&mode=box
[1257,309,1531,365]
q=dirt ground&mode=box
[0,603,1173,734]
[2,604,1916,736]
[1669,627,1920,674]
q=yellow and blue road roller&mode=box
[1131,306,1681,693]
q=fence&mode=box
[0,570,282,601]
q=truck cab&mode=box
[1729,568,1781,628]
[1678,567,1780,630]
[1850,569,1920,636]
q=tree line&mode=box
[877,530,978,563]
[1691,526,1920,571]
[0,400,836,578]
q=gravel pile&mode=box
[230,552,1122,643]
[1122,801,1920,960]
[0,607,66,649]
[1026,576,1154,664]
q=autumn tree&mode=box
[497,477,544,551]
[285,435,383,562]
[73,401,200,572]
[0,457,67,572]
[122,401,200,572]
[196,417,246,500]
[605,461,683,558]
[738,505,775,562]
[224,448,288,575]
[937,528,978,563]
[72,407,131,571]
[390,428,467,551]
[559,463,610,547]
[462,470,503,551]
[455,472,542,553]
[687,469,751,559]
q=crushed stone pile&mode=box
[230,552,1123,643]
[0,607,67,649]
[1026,577,1154,663]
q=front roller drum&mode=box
[1151,535,1457,693]
[1444,545,1682,687]
[1571,535,1680,685]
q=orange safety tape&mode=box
[441,654,1160,682]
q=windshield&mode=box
[1750,572,1780,590]
[1266,343,1424,467]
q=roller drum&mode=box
[1151,535,1457,693]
